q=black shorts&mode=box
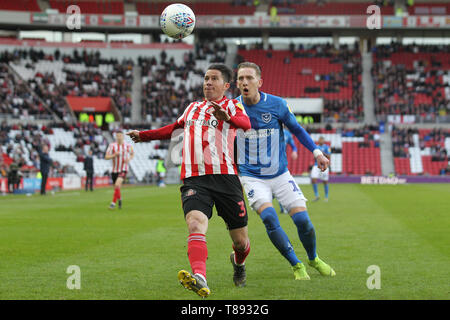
[112,171,127,184]
[180,174,248,230]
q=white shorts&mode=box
[311,165,329,181]
[240,171,308,212]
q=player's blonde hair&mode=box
[237,62,262,78]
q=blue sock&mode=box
[260,207,301,266]
[313,183,319,197]
[324,184,329,198]
[291,211,317,261]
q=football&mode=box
[160,3,196,40]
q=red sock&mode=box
[187,233,208,279]
[233,240,250,265]
[112,187,120,203]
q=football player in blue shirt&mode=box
[311,136,331,202]
[234,62,335,280]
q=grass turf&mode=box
[0,184,448,300]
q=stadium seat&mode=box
[0,0,40,12]
[49,0,124,14]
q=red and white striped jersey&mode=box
[106,142,134,173]
[176,96,248,180]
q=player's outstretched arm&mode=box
[126,130,141,143]
[127,121,183,143]
[283,111,329,171]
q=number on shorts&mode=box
[237,200,246,217]
[288,180,299,192]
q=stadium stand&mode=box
[6,48,133,121]
[140,39,227,123]
[0,120,169,183]
[392,127,449,175]
[0,122,108,177]
[287,125,381,176]
[269,1,394,15]
[407,2,450,16]
[0,60,54,120]
[372,43,450,123]
[237,43,363,122]
[49,0,124,14]
[136,1,256,15]
[0,0,40,12]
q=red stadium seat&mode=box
[49,0,124,14]
[0,0,40,12]
[270,2,394,15]
[136,1,255,15]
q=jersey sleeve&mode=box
[279,99,317,153]
[227,99,251,130]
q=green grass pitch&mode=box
[0,183,448,300]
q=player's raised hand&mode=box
[126,130,141,143]
[316,154,329,172]
[211,101,230,121]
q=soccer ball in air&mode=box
[160,3,196,40]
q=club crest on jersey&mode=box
[185,189,196,197]
[205,106,215,115]
[247,189,255,198]
[261,112,272,123]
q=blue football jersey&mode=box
[236,92,298,179]
[314,144,330,165]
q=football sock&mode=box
[313,183,319,198]
[187,233,208,279]
[259,207,301,266]
[291,210,317,261]
[112,187,121,203]
[324,184,329,198]
[233,240,250,266]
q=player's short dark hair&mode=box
[237,62,262,78]
[207,63,233,83]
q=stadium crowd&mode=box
[0,61,51,119]
[0,121,108,181]
[372,43,450,122]
[235,42,363,122]
[1,48,134,120]
[391,126,449,162]
[140,39,228,124]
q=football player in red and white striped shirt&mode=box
[127,64,251,297]
[105,131,134,210]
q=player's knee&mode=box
[186,210,208,234]
[289,206,307,216]
[233,238,248,252]
[291,211,314,233]
[259,207,280,231]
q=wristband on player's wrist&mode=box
[313,148,324,158]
